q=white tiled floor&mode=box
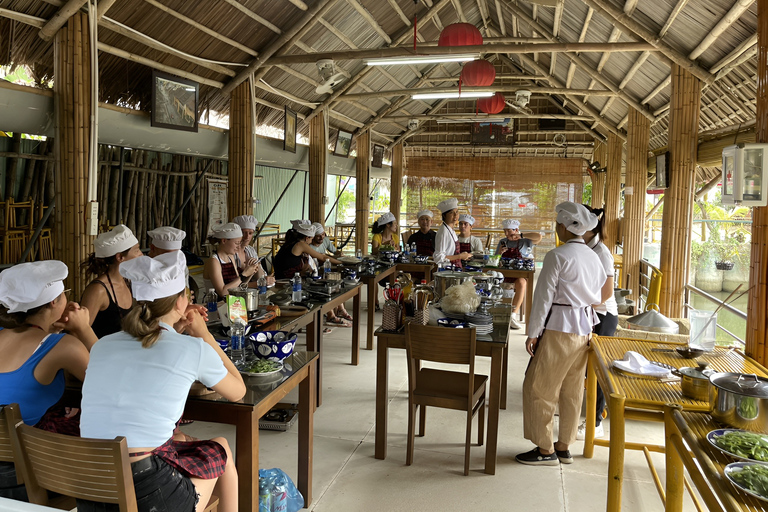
[186,298,701,511]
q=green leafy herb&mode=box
[246,360,280,374]
[731,464,768,499]
[715,431,768,462]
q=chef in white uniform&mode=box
[457,214,485,254]
[433,198,472,267]
[516,201,607,467]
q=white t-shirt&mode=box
[588,237,618,316]
[458,235,484,253]
[80,322,228,448]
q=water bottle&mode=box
[292,273,303,303]
[257,276,268,306]
[483,248,490,265]
[356,249,363,260]
[411,243,417,256]
[323,258,332,278]
[230,322,245,365]
[204,288,218,312]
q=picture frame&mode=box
[656,151,670,188]
[151,70,199,132]
[334,129,353,157]
[283,107,297,153]
[372,144,385,168]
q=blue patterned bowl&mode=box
[437,318,468,328]
[248,331,298,362]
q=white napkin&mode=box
[613,351,672,378]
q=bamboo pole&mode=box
[603,133,623,254]
[308,109,327,223]
[227,81,254,219]
[355,130,371,255]
[659,64,700,317]
[747,0,768,364]
[390,143,404,220]
[39,0,87,41]
[624,108,651,302]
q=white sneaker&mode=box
[509,315,522,330]
[576,421,604,441]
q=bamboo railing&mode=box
[624,108,651,302]
[660,64,701,317]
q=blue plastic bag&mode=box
[259,468,304,512]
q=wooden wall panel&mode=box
[660,64,700,317]
[624,108,651,301]
[227,80,254,219]
[355,130,370,254]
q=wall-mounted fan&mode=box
[315,59,346,95]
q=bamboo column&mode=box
[308,109,327,223]
[659,64,701,317]
[227,80,254,219]
[355,130,370,255]
[53,12,95,296]
[591,140,606,208]
[746,0,768,363]
[389,143,404,220]
[603,133,623,253]
[624,108,651,302]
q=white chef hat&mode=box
[555,201,598,236]
[212,222,243,240]
[502,219,520,230]
[459,214,475,225]
[416,209,433,220]
[0,260,68,313]
[437,198,458,213]
[293,220,315,238]
[376,212,396,226]
[233,215,258,231]
[147,226,186,250]
[312,222,325,235]
[94,225,139,258]
[119,251,187,302]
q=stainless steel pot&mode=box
[709,372,768,433]
[228,287,259,312]
[625,303,679,334]
[432,271,475,300]
[673,362,712,401]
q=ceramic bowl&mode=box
[249,331,298,362]
[437,317,468,328]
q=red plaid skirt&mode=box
[35,405,80,437]
[132,438,227,480]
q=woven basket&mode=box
[413,309,429,325]
[381,301,403,331]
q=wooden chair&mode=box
[0,404,26,499]
[271,236,286,257]
[37,229,54,261]
[13,423,219,512]
[484,233,492,251]
[3,230,27,264]
[3,198,35,232]
[404,324,487,475]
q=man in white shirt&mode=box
[515,202,607,467]
[433,198,472,266]
[457,214,484,254]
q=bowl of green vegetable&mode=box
[240,359,283,377]
[708,429,768,463]
[725,462,768,501]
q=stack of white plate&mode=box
[465,312,493,334]
[441,310,466,321]
[467,323,493,334]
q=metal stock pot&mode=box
[709,372,768,433]
[228,287,259,312]
[432,271,475,300]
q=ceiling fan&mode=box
[315,59,347,95]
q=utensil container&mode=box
[381,300,403,331]
[690,309,717,351]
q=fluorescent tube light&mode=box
[412,91,494,100]
[435,118,508,124]
[366,54,478,66]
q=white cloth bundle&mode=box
[612,351,672,378]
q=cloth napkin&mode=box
[612,351,673,378]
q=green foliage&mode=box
[582,182,592,205]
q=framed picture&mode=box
[372,144,385,168]
[151,71,199,132]
[656,151,670,188]
[283,107,297,153]
[334,129,353,157]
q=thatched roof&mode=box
[0,0,758,162]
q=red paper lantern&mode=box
[477,93,505,114]
[460,59,496,87]
[438,23,483,47]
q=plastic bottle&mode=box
[323,258,332,278]
[257,276,268,306]
[411,243,417,256]
[230,322,246,364]
[483,248,490,265]
[356,249,363,260]
[292,273,303,303]
[204,288,218,313]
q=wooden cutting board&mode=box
[278,305,309,317]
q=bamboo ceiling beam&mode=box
[387,0,411,27]
[425,74,548,81]
[341,86,617,100]
[347,0,391,44]
[142,0,258,56]
[689,0,753,60]
[384,113,594,121]
[96,0,118,19]
[99,17,237,76]
[579,0,716,84]
[222,0,342,95]
[0,8,44,28]
[220,0,281,35]
[39,0,86,41]
[566,7,593,88]
[97,42,225,88]
[450,0,467,22]
[712,34,758,74]
[505,2,654,122]
[263,42,657,65]
[288,0,308,10]
[496,0,506,35]
[659,0,690,38]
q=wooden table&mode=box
[361,263,398,350]
[374,318,510,475]
[480,266,534,324]
[584,336,768,512]
[309,283,363,406]
[663,406,768,512]
[185,351,318,512]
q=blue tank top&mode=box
[0,329,67,426]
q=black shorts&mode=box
[76,455,197,512]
